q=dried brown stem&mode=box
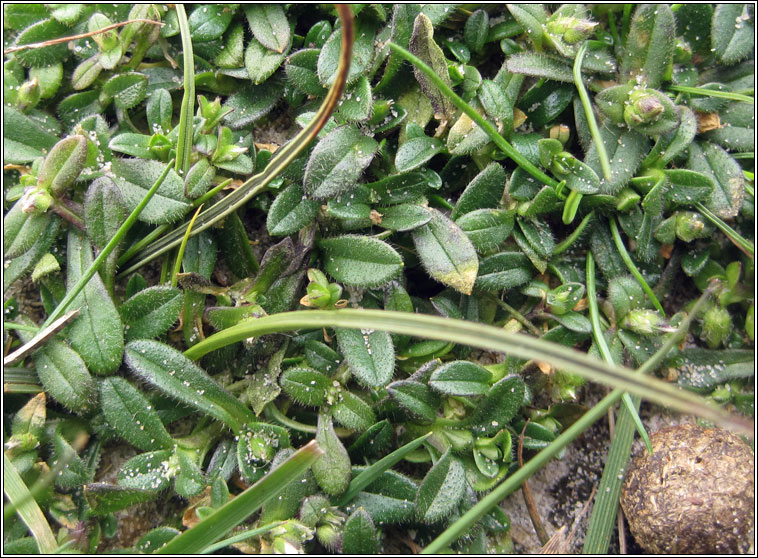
[4,19,164,55]
[4,309,80,366]
[519,420,550,545]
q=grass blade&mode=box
[4,453,58,554]
[171,204,203,288]
[200,522,285,554]
[183,309,752,435]
[335,432,432,507]
[174,5,195,176]
[586,252,652,453]
[609,216,666,315]
[40,159,175,329]
[119,6,356,276]
[695,202,754,258]
[424,284,719,553]
[4,309,79,366]
[582,282,717,553]
[388,41,558,189]
[155,440,323,554]
[668,84,754,104]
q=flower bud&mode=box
[316,524,341,550]
[549,124,571,145]
[5,432,39,453]
[546,282,585,315]
[702,305,732,349]
[20,188,54,214]
[545,16,598,45]
[17,78,40,111]
[198,95,225,132]
[675,211,708,242]
[624,90,665,127]
[622,309,665,335]
[37,135,89,196]
[673,38,692,64]
[552,369,586,400]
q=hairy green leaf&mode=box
[336,327,395,388]
[412,208,478,295]
[66,232,124,375]
[320,235,403,288]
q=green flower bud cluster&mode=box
[301,269,347,309]
[545,16,598,45]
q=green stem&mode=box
[586,252,652,453]
[480,293,542,336]
[200,522,286,554]
[171,204,203,288]
[585,253,615,365]
[174,5,195,177]
[182,309,751,434]
[51,201,85,230]
[554,211,595,255]
[667,84,754,104]
[695,202,754,258]
[265,403,353,437]
[4,454,58,554]
[41,159,174,329]
[264,403,316,434]
[574,42,612,181]
[387,42,559,188]
[609,216,666,315]
[193,178,234,207]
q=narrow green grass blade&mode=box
[119,7,356,277]
[581,395,640,554]
[183,309,752,434]
[200,522,285,554]
[424,284,720,554]
[668,84,754,104]
[695,202,754,257]
[40,159,175,329]
[587,252,652,453]
[155,440,323,554]
[609,216,666,315]
[335,432,432,507]
[582,283,717,553]
[4,453,58,554]
[174,5,195,176]
[387,41,559,189]
[171,204,203,288]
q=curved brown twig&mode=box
[4,19,164,55]
[118,5,354,277]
